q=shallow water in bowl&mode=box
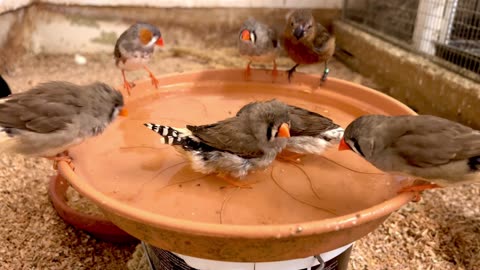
[69,79,408,226]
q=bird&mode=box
[339,114,480,199]
[237,17,280,79]
[144,101,291,187]
[114,22,164,95]
[0,74,12,98]
[237,99,344,161]
[0,81,128,170]
[282,9,335,84]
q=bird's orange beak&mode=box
[241,30,250,41]
[338,137,350,151]
[156,37,164,46]
[119,108,129,117]
[278,123,290,138]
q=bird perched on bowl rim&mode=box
[338,114,480,200]
[114,22,164,95]
[282,9,335,84]
[0,81,128,170]
[144,101,291,188]
[237,17,280,80]
[237,99,344,162]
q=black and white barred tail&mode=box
[143,123,187,145]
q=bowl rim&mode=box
[59,69,417,239]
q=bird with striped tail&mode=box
[144,101,291,188]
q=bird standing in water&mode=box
[144,101,292,187]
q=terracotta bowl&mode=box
[48,175,138,243]
[58,69,416,262]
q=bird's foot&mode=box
[45,151,75,171]
[148,73,159,89]
[287,66,297,83]
[123,80,134,96]
[398,183,441,202]
[143,66,159,89]
[217,173,253,189]
[321,67,330,83]
[244,63,252,80]
[271,61,278,80]
[271,67,279,80]
[277,151,305,164]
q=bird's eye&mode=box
[291,22,294,26]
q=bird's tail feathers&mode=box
[144,123,190,145]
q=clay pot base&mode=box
[59,69,416,262]
[48,175,138,243]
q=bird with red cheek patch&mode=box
[237,17,280,80]
[282,9,335,85]
[114,22,164,95]
[340,114,480,201]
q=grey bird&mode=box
[144,102,291,187]
[282,9,335,84]
[237,17,280,79]
[114,22,164,95]
[339,114,480,196]
[237,99,343,160]
[0,81,127,169]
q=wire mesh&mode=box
[343,0,480,80]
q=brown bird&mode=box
[114,22,164,95]
[144,101,291,187]
[283,9,335,84]
[237,17,280,79]
[339,114,480,199]
[0,81,128,169]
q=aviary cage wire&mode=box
[342,0,480,82]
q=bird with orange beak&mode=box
[339,114,480,200]
[237,17,280,79]
[144,100,291,187]
[0,81,128,170]
[114,22,164,95]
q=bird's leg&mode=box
[44,151,75,171]
[143,65,159,89]
[217,173,253,189]
[398,183,441,202]
[321,61,330,82]
[121,70,133,96]
[244,61,252,80]
[276,151,305,164]
[287,64,299,83]
[271,59,278,78]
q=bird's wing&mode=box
[0,92,79,134]
[288,105,339,136]
[312,23,333,54]
[393,116,480,167]
[187,118,264,158]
